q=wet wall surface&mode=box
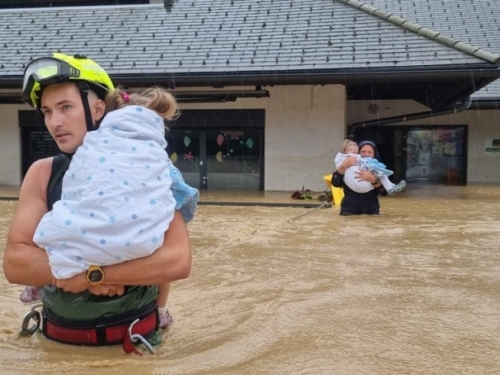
[0,185,499,374]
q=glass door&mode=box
[357,125,467,186]
[165,129,201,189]
[166,128,263,190]
[406,127,466,185]
[205,129,262,190]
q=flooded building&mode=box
[0,0,500,192]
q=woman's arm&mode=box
[375,184,388,196]
[337,155,357,175]
[355,169,378,184]
[331,171,345,188]
[354,170,387,195]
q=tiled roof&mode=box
[0,0,496,88]
[470,83,500,100]
[355,0,500,99]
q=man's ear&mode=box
[93,99,106,122]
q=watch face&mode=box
[88,269,103,283]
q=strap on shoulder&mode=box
[47,154,71,195]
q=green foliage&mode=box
[291,187,332,202]
[290,186,313,200]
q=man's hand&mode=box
[88,285,125,297]
[53,273,88,294]
[54,274,125,296]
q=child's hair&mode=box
[340,139,358,153]
[105,86,179,122]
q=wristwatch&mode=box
[86,265,105,285]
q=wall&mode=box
[181,84,346,191]
[0,85,346,192]
[3,93,497,190]
[0,105,23,186]
[347,100,500,183]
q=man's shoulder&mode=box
[28,156,54,173]
[23,157,54,188]
[17,156,55,205]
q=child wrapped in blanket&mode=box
[21,87,199,329]
[334,139,406,195]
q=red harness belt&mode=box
[41,303,159,353]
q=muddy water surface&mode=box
[0,185,499,374]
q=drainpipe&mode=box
[347,97,471,139]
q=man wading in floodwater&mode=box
[3,53,192,353]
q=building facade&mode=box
[1,0,500,192]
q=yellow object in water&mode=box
[170,152,178,163]
[323,174,344,206]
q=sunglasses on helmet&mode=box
[22,57,81,107]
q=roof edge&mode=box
[2,65,500,90]
[335,0,500,65]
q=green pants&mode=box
[41,285,162,345]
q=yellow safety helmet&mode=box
[22,53,114,108]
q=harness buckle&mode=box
[123,318,156,355]
[20,304,43,336]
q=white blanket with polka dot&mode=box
[34,106,194,279]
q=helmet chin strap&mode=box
[78,81,96,132]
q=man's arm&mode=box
[3,158,54,286]
[54,210,192,293]
[104,210,192,285]
[5,157,192,295]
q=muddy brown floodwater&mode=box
[0,185,499,374]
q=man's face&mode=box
[359,145,375,158]
[40,82,103,154]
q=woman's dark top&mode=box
[332,171,387,215]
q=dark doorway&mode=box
[19,110,59,179]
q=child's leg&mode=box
[157,283,174,328]
[379,175,395,191]
[380,175,407,195]
[157,283,170,310]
